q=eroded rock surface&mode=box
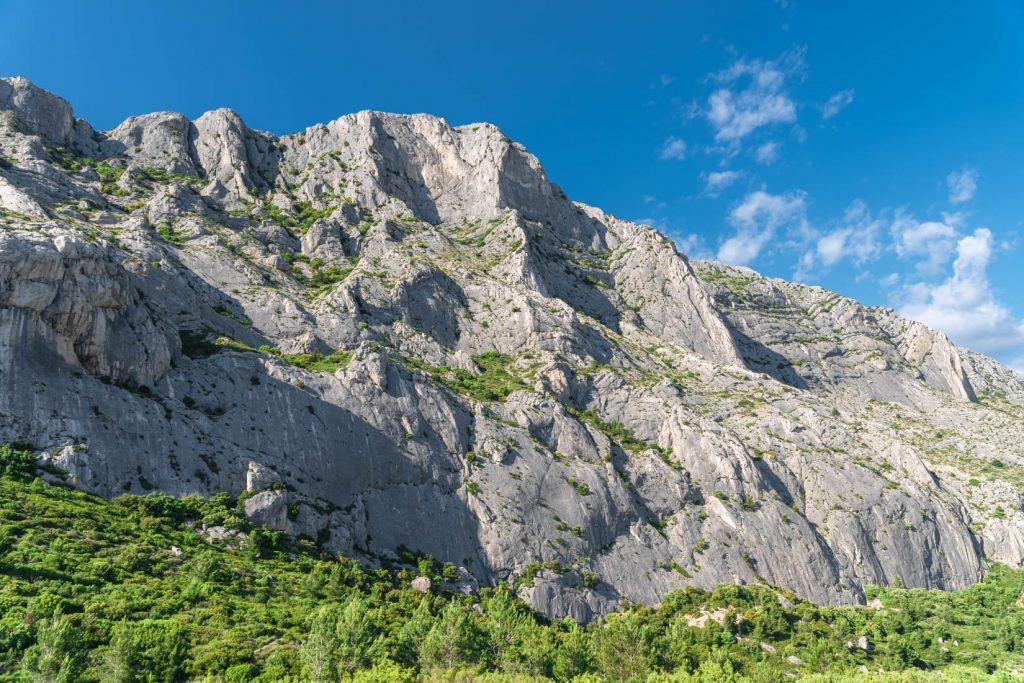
[2,77,1023,620]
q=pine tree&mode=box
[419,602,483,672]
[302,605,341,683]
[23,611,86,683]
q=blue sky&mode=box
[3,0,1024,368]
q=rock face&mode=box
[2,77,1024,622]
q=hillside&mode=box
[0,450,1022,681]
[1,75,1023,626]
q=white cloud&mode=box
[706,50,803,142]
[947,167,978,204]
[702,170,742,196]
[718,189,807,265]
[899,228,1024,355]
[659,136,687,160]
[642,195,667,211]
[794,200,882,279]
[880,272,900,287]
[891,213,959,274]
[673,233,713,260]
[821,88,855,119]
[755,141,780,164]
[1009,357,1024,377]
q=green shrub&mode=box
[0,443,35,477]
[1,452,1023,681]
[108,618,192,682]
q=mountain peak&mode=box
[1,80,1023,621]
[0,76,75,143]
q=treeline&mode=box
[0,444,1022,682]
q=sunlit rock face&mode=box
[2,76,1023,621]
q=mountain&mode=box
[1,75,1023,622]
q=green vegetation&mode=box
[0,451,1024,681]
[136,165,206,188]
[402,352,530,402]
[1,454,1024,681]
[177,331,352,374]
[277,350,354,374]
[692,266,757,298]
[567,478,591,496]
[96,161,127,196]
[569,407,677,468]
[258,199,334,236]
[215,336,353,374]
[47,146,88,173]
[46,149,194,198]
[158,223,187,245]
[297,256,358,297]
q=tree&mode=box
[107,619,192,683]
[350,659,417,683]
[551,617,593,681]
[334,596,384,675]
[0,527,14,561]
[394,595,434,667]
[419,602,483,672]
[301,597,384,682]
[483,584,549,674]
[302,605,340,683]
[22,611,86,683]
[593,610,658,682]
[0,443,35,477]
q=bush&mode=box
[1,468,1023,681]
[107,619,192,682]
[0,443,35,477]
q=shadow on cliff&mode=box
[723,318,809,390]
[49,238,492,576]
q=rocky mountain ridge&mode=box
[2,75,1023,621]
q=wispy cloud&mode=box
[754,141,780,164]
[718,189,808,265]
[702,170,743,196]
[706,49,804,142]
[899,228,1024,355]
[947,167,978,204]
[821,88,855,119]
[795,200,881,278]
[891,213,959,274]
[673,232,713,260]
[659,136,687,160]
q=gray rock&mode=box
[2,78,1023,622]
[243,489,290,531]
[0,76,73,143]
[246,461,281,491]
[411,576,432,593]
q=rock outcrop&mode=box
[2,76,1023,621]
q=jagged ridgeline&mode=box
[1,74,1024,631]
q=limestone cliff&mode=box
[2,76,1023,621]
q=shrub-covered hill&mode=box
[0,447,1023,682]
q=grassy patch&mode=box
[569,406,677,467]
[157,224,187,245]
[212,336,352,374]
[136,165,205,188]
[402,351,530,402]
